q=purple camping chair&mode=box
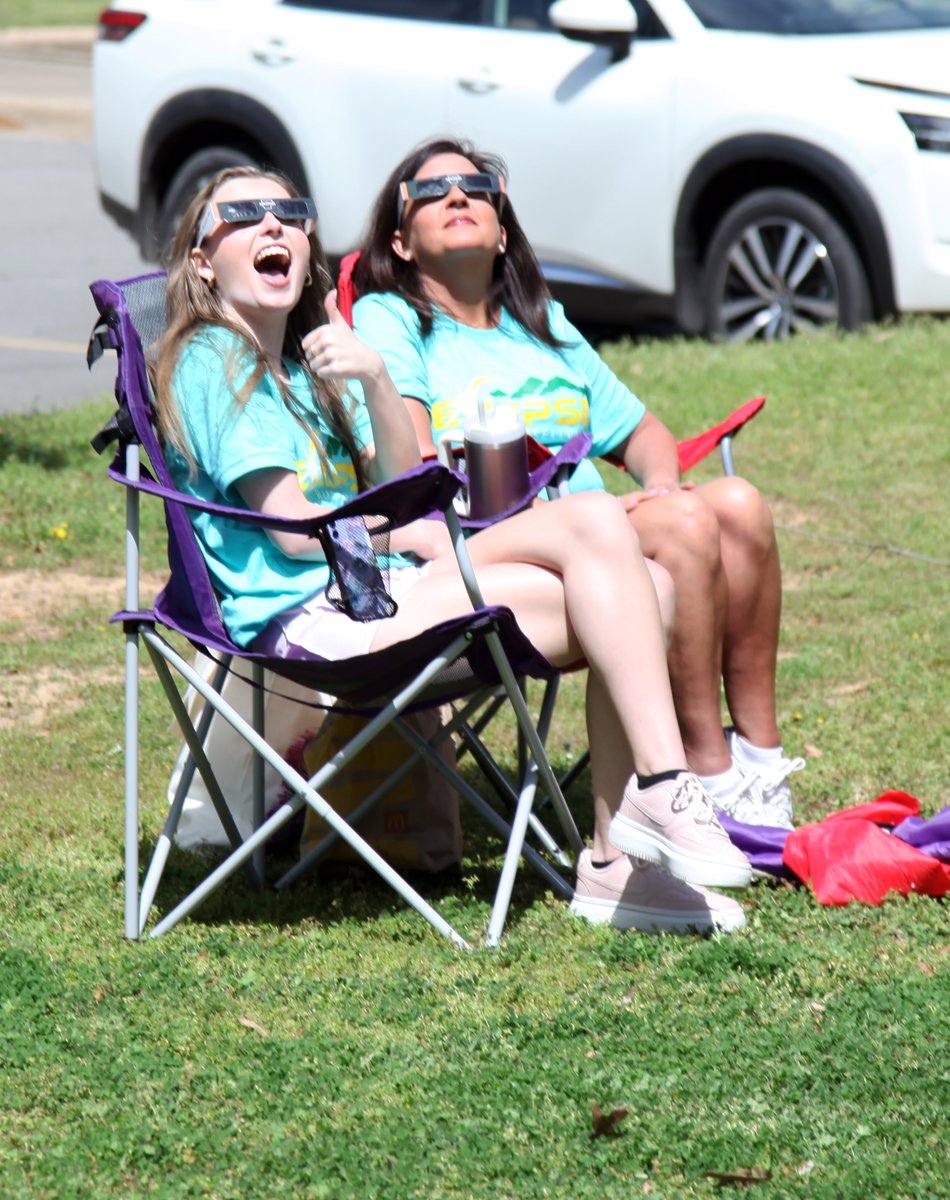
[87,272,585,948]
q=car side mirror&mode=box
[548,0,638,63]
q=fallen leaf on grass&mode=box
[829,681,870,696]
[705,1167,772,1187]
[803,743,823,758]
[591,1102,629,1139]
[238,1016,269,1037]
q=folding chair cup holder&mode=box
[89,270,764,949]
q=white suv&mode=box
[93,0,950,340]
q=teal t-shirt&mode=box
[353,294,645,492]
[165,327,371,647]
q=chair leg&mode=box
[122,444,142,940]
[251,661,266,888]
[558,749,591,795]
[138,649,253,931]
[124,625,141,940]
[391,715,575,902]
[481,631,584,947]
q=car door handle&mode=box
[251,39,295,67]
[457,71,501,95]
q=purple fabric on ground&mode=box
[717,813,796,880]
[892,804,950,862]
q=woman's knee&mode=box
[705,477,776,558]
[557,491,641,554]
[634,489,722,573]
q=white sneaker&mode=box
[721,731,804,830]
[570,850,745,934]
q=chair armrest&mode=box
[107,459,465,539]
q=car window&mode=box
[687,0,950,34]
[497,0,668,37]
[503,0,554,29]
[280,0,486,23]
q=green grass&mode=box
[0,0,100,28]
[1,321,948,1199]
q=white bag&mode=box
[167,652,328,850]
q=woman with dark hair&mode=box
[353,137,802,831]
[154,164,752,936]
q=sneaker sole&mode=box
[606,815,753,889]
[569,894,745,934]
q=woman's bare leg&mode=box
[627,488,730,774]
[370,492,750,887]
[373,492,686,780]
[698,476,782,749]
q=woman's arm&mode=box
[236,467,331,560]
[405,396,439,458]
[302,290,421,484]
[611,411,694,509]
[237,461,455,566]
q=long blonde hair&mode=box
[154,165,365,488]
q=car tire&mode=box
[157,146,258,261]
[702,188,872,342]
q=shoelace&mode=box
[757,756,806,790]
[734,756,804,824]
[670,774,716,825]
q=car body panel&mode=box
[93,0,950,327]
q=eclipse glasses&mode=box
[194,196,318,248]
[397,172,505,222]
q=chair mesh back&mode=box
[120,273,168,359]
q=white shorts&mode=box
[272,563,431,661]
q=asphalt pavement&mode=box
[0,27,149,414]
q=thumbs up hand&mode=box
[302,289,384,386]
[322,287,345,325]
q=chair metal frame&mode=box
[89,272,585,948]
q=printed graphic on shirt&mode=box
[431,374,589,439]
[296,432,359,502]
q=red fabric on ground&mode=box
[782,792,950,905]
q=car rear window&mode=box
[280,0,485,22]
[689,0,950,34]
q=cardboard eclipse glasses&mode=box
[194,196,317,248]
[397,172,506,222]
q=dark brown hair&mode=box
[354,137,564,347]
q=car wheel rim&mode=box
[717,218,841,342]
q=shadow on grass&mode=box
[140,759,595,938]
[0,427,71,470]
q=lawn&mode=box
[0,318,947,1199]
[0,0,100,28]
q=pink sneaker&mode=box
[608,773,753,888]
[570,850,745,934]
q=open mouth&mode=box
[254,244,292,283]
